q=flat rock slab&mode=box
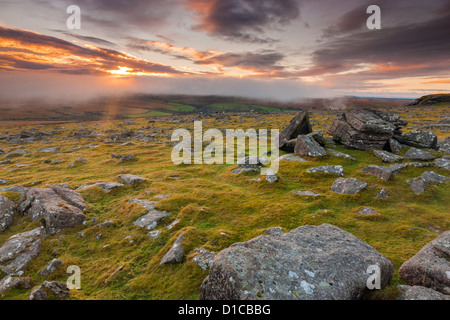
[326,149,356,161]
[0,227,44,276]
[18,188,86,235]
[373,150,404,163]
[331,178,368,194]
[274,154,307,162]
[116,174,146,186]
[403,148,436,161]
[237,156,264,168]
[0,194,15,232]
[51,185,87,211]
[362,165,400,181]
[407,171,450,194]
[397,285,450,300]
[200,224,393,300]
[37,147,60,153]
[399,231,450,295]
[306,165,344,176]
[130,199,171,230]
[231,168,259,175]
[77,182,124,192]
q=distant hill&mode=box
[407,94,450,106]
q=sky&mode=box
[0,0,449,101]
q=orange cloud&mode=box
[0,27,184,77]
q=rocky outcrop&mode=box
[278,111,312,151]
[399,231,450,295]
[327,109,407,151]
[406,94,450,107]
[0,227,44,275]
[18,188,86,235]
[200,224,393,300]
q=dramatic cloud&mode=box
[0,27,183,76]
[186,0,300,42]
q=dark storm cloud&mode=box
[304,5,450,78]
[186,0,300,42]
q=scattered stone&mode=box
[68,157,87,168]
[231,168,259,175]
[147,230,161,239]
[356,207,379,216]
[119,154,136,163]
[0,179,8,185]
[167,219,180,230]
[18,188,86,235]
[407,171,450,194]
[403,147,436,161]
[306,165,343,176]
[96,233,103,240]
[130,199,171,231]
[435,157,450,170]
[77,182,124,193]
[200,224,393,300]
[116,174,146,186]
[237,156,263,168]
[331,178,368,195]
[265,175,279,183]
[438,137,450,154]
[294,135,328,157]
[39,259,63,277]
[394,130,438,149]
[0,275,32,294]
[274,154,307,162]
[399,231,450,295]
[29,281,70,300]
[0,194,15,232]
[37,147,60,153]
[292,190,320,197]
[0,227,44,275]
[160,232,185,265]
[373,150,404,163]
[278,111,312,151]
[326,149,356,161]
[396,285,450,300]
[5,149,31,158]
[362,165,400,181]
[93,220,114,228]
[192,248,217,270]
[376,188,389,199]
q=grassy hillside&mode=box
[0,105,448,300]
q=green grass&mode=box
[0,107,448,300]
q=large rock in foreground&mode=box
[0,194,15,232]
[19,188,86,235]
[399,231,450,295]
[200,224,393,300]
[327,109,407,151]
